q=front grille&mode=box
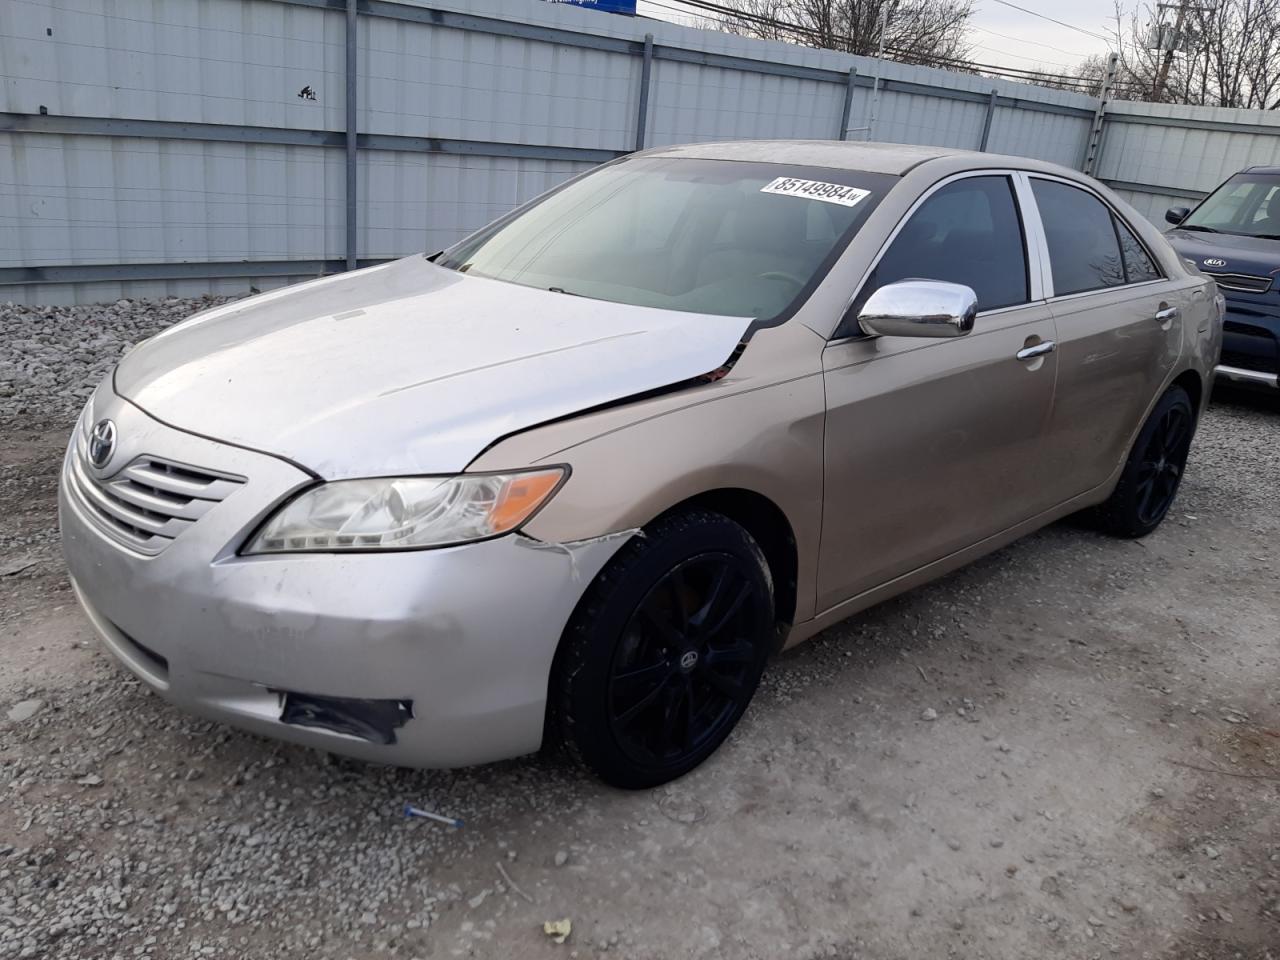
[67,441,245,555]
[1203,271,1274,294]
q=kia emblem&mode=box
[1202,258,1227,268]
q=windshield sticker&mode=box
[760,177,871,207]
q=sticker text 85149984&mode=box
[760,177,871,208]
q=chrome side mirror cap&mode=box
[857,280,977,339]
[1165,206,1190,225]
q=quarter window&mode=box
[1114,218,1160,283]
[857,175,1030,314]
[1031,179,1126,295]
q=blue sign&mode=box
[544,0,637,14]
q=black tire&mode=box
[1089,385,1196,538]
[553,509,774,789]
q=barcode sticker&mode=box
[760,177,870,207]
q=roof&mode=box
[1244,165,1280,175]
[643,140,971,175]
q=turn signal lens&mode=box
[490,471,564,532]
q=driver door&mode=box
[817,172,1061,612]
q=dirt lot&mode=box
[2,375,1278,959]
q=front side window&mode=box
[438,158,894,321]
[1181,174,1280,238]
[1032,179,1126,296]
[855,175,1030,315]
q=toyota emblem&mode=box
[88,419,117,468]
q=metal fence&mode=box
[3,0,1280,304]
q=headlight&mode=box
[243,468,566,554]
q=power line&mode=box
[642,0,1103,91]
[970,24,1098,59]
[972,43,1075,69]
[987,0,1115,45]
[670,0,1098,84]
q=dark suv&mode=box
[1165,166,1280,391]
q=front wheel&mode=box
[1089,385,1196,538]
[552,510,774,789]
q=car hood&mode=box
[115,256,752,479]
[1165,229,1280,286]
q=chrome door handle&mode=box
[1016,340,1056,361]
[1155,305,1179,323]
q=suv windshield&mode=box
[1182,172,1280,238]
[438,157,893,320]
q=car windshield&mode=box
[437,157,893,321]
[1182,173,1280,238]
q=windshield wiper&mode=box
[1252,233,1280,240]
[1178,224,1220,233]
[547,286,582,297]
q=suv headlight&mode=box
[243,468,566,554]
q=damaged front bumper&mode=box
[59,392,627,768]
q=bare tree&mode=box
[717,0,975,68]
[1103,0,1280,107]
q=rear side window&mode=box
[1032,179,1126,295]
[1114,218,1161,283]
[858,175,1029,313]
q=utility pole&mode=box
[1150,0,1215,102]
[862,4,889,141]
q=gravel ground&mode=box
[1,297,1278,960]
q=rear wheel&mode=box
[1089,385,1195,538]
[553,510,774,789]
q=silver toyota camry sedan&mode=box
[61,141,1221,788]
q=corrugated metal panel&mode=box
[0,132,337,265]
[3,0,1279,302]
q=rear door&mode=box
[1027,177,1184,499]
[817,172,1060,612]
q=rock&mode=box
[7,699,43,722]
[75,774,104,787]
[921,708,939,722]
[554,850,569,867]
[1204,845,1221,859]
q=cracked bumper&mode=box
[59,389,624,768]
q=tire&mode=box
[1089,385,1196,538]
[553,509,774,789]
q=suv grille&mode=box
[1203,271,1274,294]
[67,442,245,555]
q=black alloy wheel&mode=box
[1090,384,1196,538]
[554,510,774,789]
[607,554,760,766]
[1134,400,1193,527]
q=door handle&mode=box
[1155,305,1179,323]
[1016,340,1056,361]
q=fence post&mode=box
[344,0,358,271]
[1082,53,1119,175]
[635,33,653,152]
[838,68,857,140]
[979,89,998,151]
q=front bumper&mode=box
[1215,299,1279,389]
[59,386,623,768]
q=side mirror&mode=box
[1165,206,1190,225]
[857,280,977,339]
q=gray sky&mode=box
[634,0,1129,72]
